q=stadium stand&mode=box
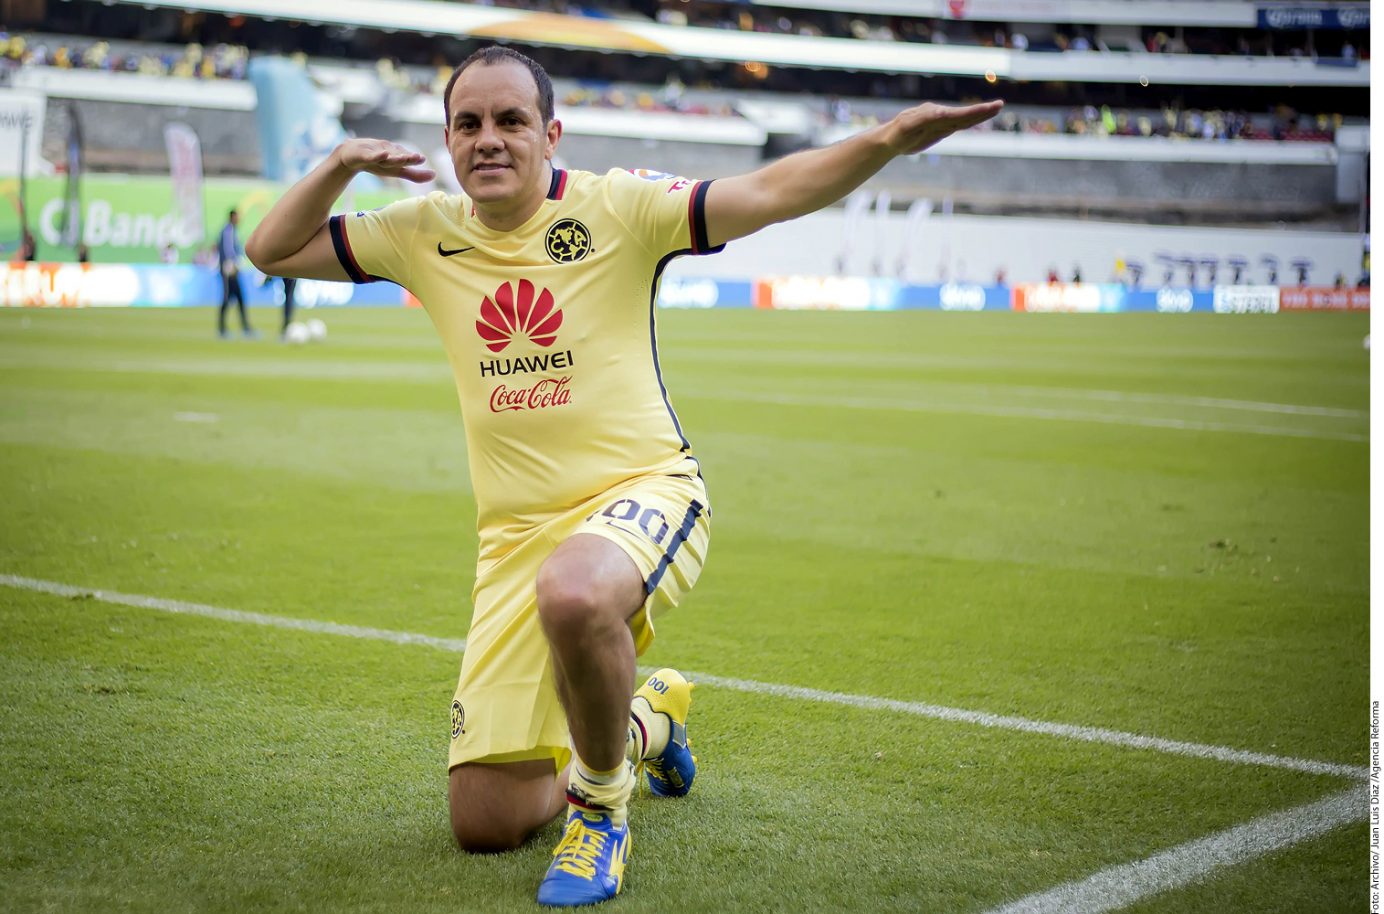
[0,0,1368,282]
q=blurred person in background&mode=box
[281,278,297,337]
[247,44,1000,909]
[218,209,256,339]
[17,229,37,263]
[262,273,298,338]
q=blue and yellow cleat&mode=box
[634,668,697,798]
[537,810,630,908]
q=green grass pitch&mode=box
[0,305,1368,912]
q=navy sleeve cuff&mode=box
[689,181,726,256]
[329,215,374,284]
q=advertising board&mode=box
[0,263,406,309]
[1278,286,1370,311]
[1212,285,1281,314]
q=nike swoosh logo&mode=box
[437,243,476,257]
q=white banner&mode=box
[1,262,140,308]
[163,122,205,245]
[0,88,47,178]
[1213,285,1281,314]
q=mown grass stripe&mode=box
[673,354,1368,418]
[2,573,1363,782]
[689,392,1369,443]
[3,348,1365,427]
[983,785,1366,914]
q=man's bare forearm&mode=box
[706,100,1001,245]
[246,148,354,267]
[750,124,897,225]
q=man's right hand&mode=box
[249,139,437,282]
[337,139,437,184]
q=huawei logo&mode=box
[476,280,562,353]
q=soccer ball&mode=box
[284,322,311,345]
[306,318,327,342]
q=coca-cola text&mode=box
[489,376,573,413]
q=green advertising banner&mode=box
[0,174,405,264]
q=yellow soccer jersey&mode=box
[329,167,719,557]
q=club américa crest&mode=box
[545,219,591,264]
[451,700,465,739]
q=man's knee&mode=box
[535,566,607,639]
[448,760,561,854]
[535,536,644,639]
[450,811,529,854]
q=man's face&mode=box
[445,61,559,215]
[229,212,240,227]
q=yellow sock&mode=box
[567,758,634,827]
[627,696,670,762]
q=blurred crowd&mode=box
[1018,104,1338,142]
[1,32,249,79]
[830,99,1343,142]
[1,26,1352,141]
[557,80,734,117]
[369,57,734,117]
[1,33,734,118]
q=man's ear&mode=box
[545,119,563,159]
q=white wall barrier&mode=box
[663,209,1366,291]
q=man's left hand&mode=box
[885,100,1005,156]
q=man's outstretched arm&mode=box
[703,99,1002,248]
[246,139,434,280]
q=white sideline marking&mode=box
[0,573,1364,781]
[983,785,1366,914]
[0,574,468,653]
[682,671,1367,780]
[695,391,1368,443]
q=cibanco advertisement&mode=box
[0,174,399,264]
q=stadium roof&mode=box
[105,0,1368,86]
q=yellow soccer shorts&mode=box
[447,473,710,773]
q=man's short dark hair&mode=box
[443,46,554,128]
[228,209,238,219]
